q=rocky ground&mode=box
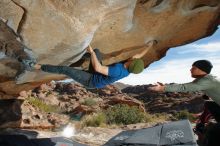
[121,84,204,114]
[0,81,206,145]
[16,81,145,129]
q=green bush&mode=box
[27,97,60,113]
[80,104,171,127]
[145,113,169,123]
[174,110,196,122]
[82,98,97,106]
[82,113,106,127]
[105,104,146,125]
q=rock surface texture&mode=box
[0,0,220,97]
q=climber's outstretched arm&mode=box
[87,45,109,76]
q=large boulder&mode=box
[0,0,220,97]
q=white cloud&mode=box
[193,42,220,52]
[177,42,220,54]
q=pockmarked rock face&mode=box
[0,0,220,97]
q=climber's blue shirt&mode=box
[92,63,129,88]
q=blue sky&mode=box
[119,26,220,85]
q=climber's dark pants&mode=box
[41,49,102,88]
[200,101,220,123]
